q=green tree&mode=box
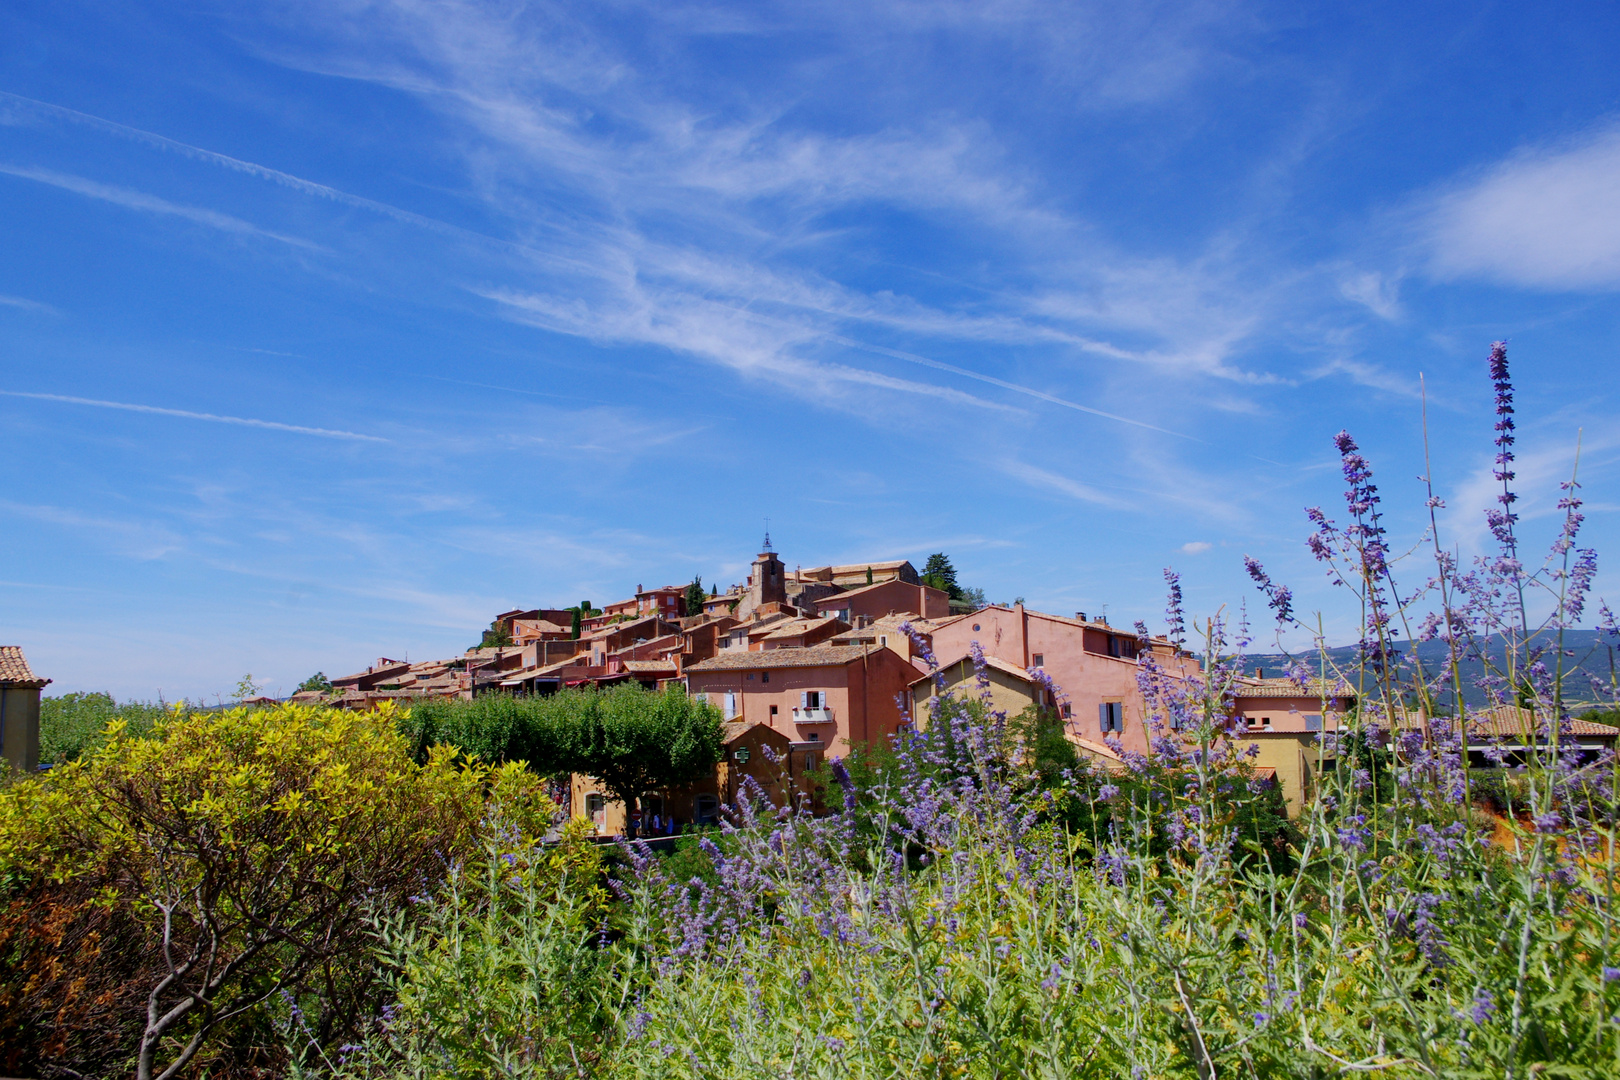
[866,565,874,585]
[922,552,964,601]
[297,672,332,693]
[232,674,262,702]
[552,686,723,838]
[684,576,707,617]
[403,686,726,840]
[569,607,582,639]
[476,618,514,650]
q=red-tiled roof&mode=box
[686,645,880,672]
[908,653,1037,687]
[762,616,843,640]
[0,646,48,688]
[1234,677,1353,700]
[1390,705,1619,740]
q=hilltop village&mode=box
[293,544,1377,833]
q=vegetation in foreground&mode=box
[4,341,1617,1078]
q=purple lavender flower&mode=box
[1163,567,1186,647]
[1244,556,1295,625]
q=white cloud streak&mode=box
[0,163,321,249]
[0,390,389,442]
[1426,122,1620,290]
[0,294,59,315]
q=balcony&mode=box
[792,707,835,724]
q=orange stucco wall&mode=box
[814,580,950,623]
[685,651,916,756]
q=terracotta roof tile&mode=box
[908,653,1036,687]
[0,646,49,688]
[1389,705,1619,739]
[623,660,678,673]
[686,645,881,672]
[1234,677,1353,700]
[762,616,842,640]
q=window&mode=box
[724,692,737,719]
[800,690,823,710]
[586,793,607,831]
[972,623,981,632]
[879,635,887,647]
[1032,653,1044,667]
[1062,702,1072,718]
[1106,636,1122,658]
[694,794,719,824]
[1305,713,1323,732]
[1098,702,1124,733]
[769,704,778,716]
[762,671,770,683]
[808,732,820,741]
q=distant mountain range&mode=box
[1246,630,1618,708]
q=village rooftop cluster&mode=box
[5,542,1618,836]
[294,543,1392,833]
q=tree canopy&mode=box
[297,671,332,693]
[684,576,706,616]
[403,686,725,836]
[923,552,965,601]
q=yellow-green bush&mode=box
[0,702,548,1080]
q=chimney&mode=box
[1076,612,1086,622]
[1255,666,1264,678]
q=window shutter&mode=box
[801,691,809,709]
[1098,702,1108,731]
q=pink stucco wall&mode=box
[1230,694,1347,733]
[926,605,1200,755]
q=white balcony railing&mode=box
[792,707,835,724]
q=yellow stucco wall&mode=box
[0,686,41,774]
[1237,732,1331,817]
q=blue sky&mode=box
[3,1,1618,700]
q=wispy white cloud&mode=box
[1424,122,1620,290]
[0,294,59,315]
[1339,270,1402,319]
[0,163,322,249]
[995,459,1126,508]
[0,390,388,441]
[256,0,1286,398]
[1444,429,1619,559]
[0,500,183,560]
[1182,540,1212,553]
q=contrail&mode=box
[825,333,1200,441]
[0,390,388,442]
[0,90,516,250]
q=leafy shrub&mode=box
[0,702,547,1080]
[320,818,615,1079]
[38,691,175,765]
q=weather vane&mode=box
[763,517,773,552]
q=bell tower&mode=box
[749,546,786,609]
